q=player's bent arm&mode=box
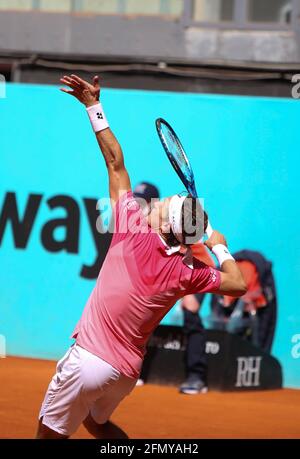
[205,231,247,298]
[95,128,131,204]
[216,261,247,297]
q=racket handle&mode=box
[206,221,213,239]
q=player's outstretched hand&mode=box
[60,74,100,107]
[204,230,227,251]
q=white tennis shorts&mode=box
[39,343,137,436]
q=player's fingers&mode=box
[60,88,77,96]
[60,88,72,93]
[61,76,78,86]
[60,78,81,90]
[70,74,89,88]
[70,78,82,88]
[62,75,73,82]
[60,78,76,89]
[62,75,82,88]
[93,75,100,90]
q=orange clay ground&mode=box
[1,356,300,439]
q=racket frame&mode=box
[156,117,213,238]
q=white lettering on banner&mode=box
[235,356,262,387]
[205,341,220,354]
[291,74,300,99]
[291,334,300,359]
[164,340,181,350]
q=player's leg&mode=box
[180,294,208,394]
[37,343,119,438]
[83,374,137,439]
[36,419,69,439]
[83,414,128,439]
[37,344,91,438]
[257,300,276,353]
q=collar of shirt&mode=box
[158,235,194,269]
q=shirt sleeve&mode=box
[191,242,216,268]
[111,191,144,244]
[187,259,221,294]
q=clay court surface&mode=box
[1,356,300,439]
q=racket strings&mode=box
[162,129,192,181]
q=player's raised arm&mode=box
[205,231,247,297]
[60,74,131,203]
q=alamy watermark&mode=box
[291,74,300,99]
[95,193,207,245]
[291,334,300,359]
[0,74,6,99]
[0,334,6,358]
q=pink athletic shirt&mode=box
[72,191,221,378]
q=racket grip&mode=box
[206,221,213,238]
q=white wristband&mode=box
[212,244,235,266]
[86,103,109,133]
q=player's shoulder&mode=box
[191,258,219,280]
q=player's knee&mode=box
[83,413,107,437]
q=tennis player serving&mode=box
[36,74,247,439]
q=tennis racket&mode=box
[155,117,213,238]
